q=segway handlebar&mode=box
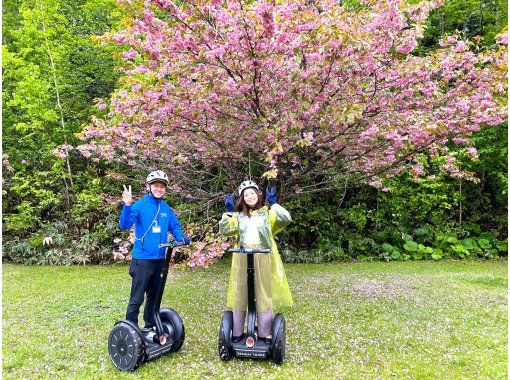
[158,241,188,249]
[228,247,271,254]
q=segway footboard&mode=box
[232,339,271,359]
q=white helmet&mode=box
[238,180,259,196]
[146,170,169,186]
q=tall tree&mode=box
[78,0,507,202]
[2,0,123,235]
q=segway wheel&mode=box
[218,311,233,361]
[108,322,145,371]
[273,314,286,365]
[159,308,185,352]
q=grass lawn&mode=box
[2,259,507,379]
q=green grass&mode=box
[2,260,507,379]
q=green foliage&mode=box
[375,231,508,262]
[278,156,507,262]
[458,123,508,237]
[2,0,125,264]
[3,201,40,233]
[418,0,508,53]
[3,210,120,265]
[281,241,348,264]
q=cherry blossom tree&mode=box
[77,0,507,200]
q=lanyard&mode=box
[135,203,161,249]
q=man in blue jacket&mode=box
[120,170,191,328]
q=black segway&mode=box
[108,242,185,370]
[218,246,286,364]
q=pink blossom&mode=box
[452,137,467,145]
[75,0,507,207]
[454,40,468,52]
[447,35,458,44]
[466,147,478,160]
[496,33,508,45]
[411,164,425,176]
[123,48,139,60]
[396,39,417,55]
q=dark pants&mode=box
[126,258,165,327]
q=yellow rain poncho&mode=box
[219,204,293,312]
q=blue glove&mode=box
[182,235,191,245]
[266,187,277,206]
[225,193,235,212]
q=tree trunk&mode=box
[38,1,73,205]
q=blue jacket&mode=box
[119,194,185,259]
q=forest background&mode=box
[2,0,508,266]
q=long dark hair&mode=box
[236,188,263,217]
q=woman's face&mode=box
[243,188,259,208]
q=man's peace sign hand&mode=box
[122,185,133,206]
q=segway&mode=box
[108,242,185,370]
[218,246,287,364]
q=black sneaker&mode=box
[231,334,244,343]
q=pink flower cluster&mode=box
[77,0,506,196]
[184,239,231,268]
[2,154,12,172]
[113,235,133,261]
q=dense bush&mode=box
[277,123,508,263]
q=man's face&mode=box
[149,181,167,198]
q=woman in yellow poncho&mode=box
[219,180,293,343]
